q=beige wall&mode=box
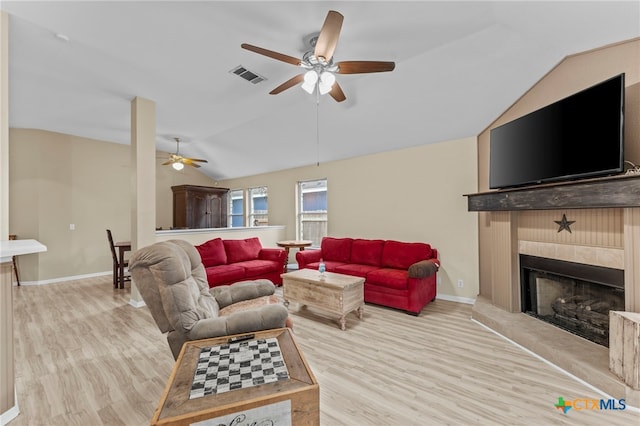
[8,128,218,282]
[9,128,480,300]
[219,137,480,301]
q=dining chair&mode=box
[106,229,130,288]
[9,234,20,286]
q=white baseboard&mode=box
[15,271,111,286]
[436,293,476,305]
[15,271,147,308]
[14,271,473,308]
[0,389,19,426]
[129,298,146,308]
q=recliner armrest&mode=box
[408,259,440,279]
[211,279,276,308]
[187,304,288,341]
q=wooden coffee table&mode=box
[281,268,365,330]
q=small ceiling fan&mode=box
[162,137,208,170]
[241,10,395,102]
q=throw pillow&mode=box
[224,237,263,264]
[195,238,227,267]
[382,240,433,270]
[321,237,353,262]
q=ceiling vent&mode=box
[230,65,267,84]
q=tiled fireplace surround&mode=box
[470,200,640,407]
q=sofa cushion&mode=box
[195,238,227,267]
[334,263,380,278]
[304,261,347,272]
[321,237,353,262]
[235,259,281,276]
[223,237,262,264]
[350,239,384,267]
[381,240,433,270]
[204,264,246,286]
[366,268,410,290]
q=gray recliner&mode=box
[129,239,289,359]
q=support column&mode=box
[130,97,156,306]
[0,11,15,425]
[1,11,8,240]
[0,261,16,425]
[0,241,46,426]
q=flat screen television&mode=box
[489,73,625,189]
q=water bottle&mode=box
[318,259,326,278]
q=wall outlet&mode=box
[437,276,442,286]
[69,224,75,231]
[457,279,464,288]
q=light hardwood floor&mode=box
[10,276,639,425]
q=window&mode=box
[297,179,327,246]
[229,189,244,227]
[249,186,268,226]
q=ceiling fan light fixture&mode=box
[318,71,335,95]
[301,81,315,94]
[172,161,184,171]
[301,70,318,94]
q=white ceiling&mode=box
[2,1,639,180]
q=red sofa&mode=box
[195,237,286,288]
[296,237,440,315]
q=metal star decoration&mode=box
[554,214,575,233]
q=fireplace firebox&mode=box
[520,255,624,347]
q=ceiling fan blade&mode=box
[336,61,396,74]
[329,81,346,102]
[270,74,305,95]
[161,160,174,165]
[182,159,202,168]
[186,158,208,163]
[314,10,344,62]
[241,43,301,66]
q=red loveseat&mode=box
[296,237,440,315]
[195,237,286,288]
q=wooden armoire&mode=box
[171,185,229,229]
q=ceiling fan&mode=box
[241,10,395,102]
[162,137,208,170]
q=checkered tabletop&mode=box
[189,337,289,399]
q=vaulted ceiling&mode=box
[3,1,639,179]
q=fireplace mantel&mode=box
[465,174,640,211]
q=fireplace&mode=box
[520,255,625,347]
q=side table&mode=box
[151,328,319,425]
[276,240,313,272]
